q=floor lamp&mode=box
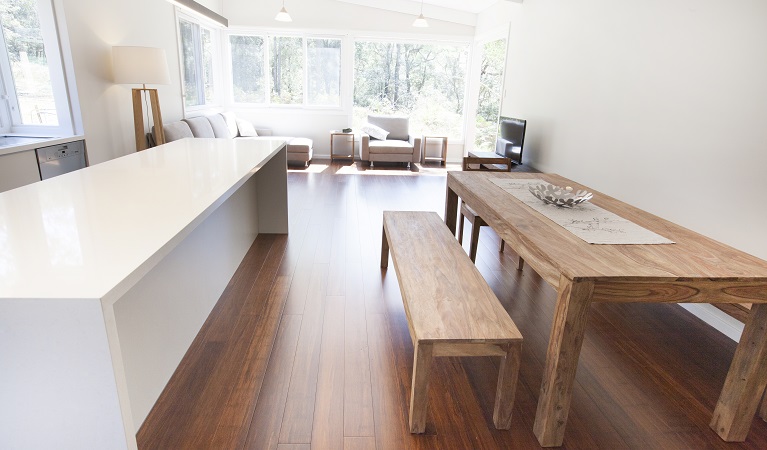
[113,46,171,151]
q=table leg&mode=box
[533,277,594,447]
[444,184,458,236]
[760,387,767,421]
[409,342,434,433]
[380,224,389,268]
[710,303,767,441]
[493,341,522,430]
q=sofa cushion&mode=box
[237,118,258,137]
[207,114,232,139]
[287,137,312,153]
[221,111,240,137]
[368,115,408,141]
[183,117,215,138]
[368,139,414,154]
[163,121,194,142]
[361,122,389,141]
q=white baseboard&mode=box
[679,304,744,342]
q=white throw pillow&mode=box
[236,118,259,137]
[222,112,240,137]
[361,123,389,141]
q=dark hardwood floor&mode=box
[138,160,767,449]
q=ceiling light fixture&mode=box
[275,0,292,22]
[413,0,428,28]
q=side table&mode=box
[330,130,355,161]
[421,136,448,165]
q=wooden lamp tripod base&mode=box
[132,87,165,151]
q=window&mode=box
[474,38,507,151]
[306,38,341,106]
[230,35,265,103]
[228,33,341,107]
[269,36,303,105]
[0,0,73,134]
[178,17,217,108]
[354,40,469,140]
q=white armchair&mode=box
[360,115,421,168]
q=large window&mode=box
[269,36,303,104]
[178,17,216,108]
[0,0,73,133]
[474,38,507,151]
[307,38,341,106]
[228,33,341,107]
[230,35,265,103]
[354,40,469,140]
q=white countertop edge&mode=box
[0,135,86,157]
[0,138,288,302]
[98,141,286,306]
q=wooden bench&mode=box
[380,210,523,433]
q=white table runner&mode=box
[490,178,674,245]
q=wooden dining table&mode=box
[444,171,767,447]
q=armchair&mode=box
[360,115,421,168]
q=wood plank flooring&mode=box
[138,160,767,449]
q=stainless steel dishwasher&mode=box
[36,140,87,180]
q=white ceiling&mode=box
[420,0,500,15]
[334,0,512,26]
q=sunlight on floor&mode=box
[331,162,463,176]
[288,163,330,173]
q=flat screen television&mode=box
[496,116,527,165]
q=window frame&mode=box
[175,11,223,113]
[0,0,75,136]
[224,29,345,111]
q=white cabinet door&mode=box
[0,150,41,193]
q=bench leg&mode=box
[469,218,483,263]
[409,342,434,433]
[493,341,522,429]
[458,213,465,244]
[517,256,525,271]
[381,224,389,268]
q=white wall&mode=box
[502,0,767,337]
[504,0,767,259]
[59,0,185,164]
[475,0,515,40]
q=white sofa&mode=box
[159,113,314,166]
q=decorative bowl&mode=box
[528,183,593,207]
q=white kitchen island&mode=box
[0,138,288,449]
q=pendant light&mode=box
[275,0,292,22]
[413,0,428,28]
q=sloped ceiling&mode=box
[334,0,519,27]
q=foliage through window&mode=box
[0,0,58,126]
[230,35,265,103]
[474,38,507,151]
[179,18,216,108]
[269,36,303,105]
[229,34,341,107]
[354,40,469,140]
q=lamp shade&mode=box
[412,14,429,27]
[112,46,171,85]
[274,6,292,22]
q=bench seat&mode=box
[380,210,523,433]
